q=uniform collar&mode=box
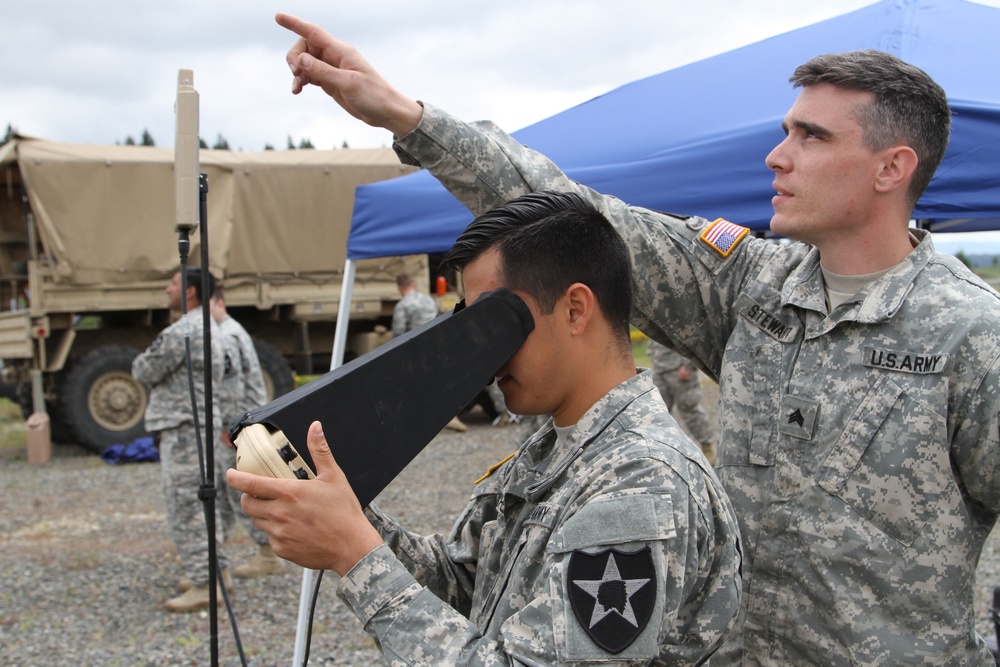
[518,372,657,503]
[782,230,934,324]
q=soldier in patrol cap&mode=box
[228,191,742,665]
[272,14,1000,666]
[132,266,229,613]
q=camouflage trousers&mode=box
[217,440,270,546]
[158,424,231,586]
[650,366,718,459]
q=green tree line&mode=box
[2,121,348,151]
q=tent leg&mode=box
[292,258,356,667]
[330,259,356,370]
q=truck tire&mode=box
[254,339,294,401]
[61,345,149,453]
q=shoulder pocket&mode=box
[547,494,675,553]
[545,493,675,662]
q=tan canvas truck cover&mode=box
[3,138,419,302]
[0,137,433,451]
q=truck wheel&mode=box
[254,339,294,401]
[61,345,149,453]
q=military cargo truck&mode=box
[0,136,426,452]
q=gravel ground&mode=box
[2,383,999,666]
[0,407,532,667]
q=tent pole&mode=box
[330,258,357,370]
[291,257,357,667]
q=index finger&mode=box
[275,13,311,74]
[275,13,320,41]
[226,467,284,500]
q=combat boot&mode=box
[232,543,284,579]
[165,585,217,612]
[177,568,234,593]
[444,416,468,432]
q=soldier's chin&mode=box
[769,214,796,239]
[497,386,521,413]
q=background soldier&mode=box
[132,266,228,613]
[211,286,284,581]
[391,273,439,337]
[393,272,467,432]
[646,339,718,465]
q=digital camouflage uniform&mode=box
[338,372,742,665]
[389,103,1000,665]
[646,339,718,459]
[214,315,270,547]
[132,307,229,587]
[391,288,440,337]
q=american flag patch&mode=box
[700,218,749,256]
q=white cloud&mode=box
[6,0,905,150]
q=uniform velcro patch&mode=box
[700,218,749,256]
[567,546,656,654]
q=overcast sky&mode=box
[4,0,1000,250]
[3,0,904,149]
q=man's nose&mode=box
[765,138,789,172]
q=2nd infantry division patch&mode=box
[568,546,656,654]
[700,218,750,256]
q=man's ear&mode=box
[874,145,919,195]
[564,283,596,334]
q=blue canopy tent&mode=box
[347,0,1000,261]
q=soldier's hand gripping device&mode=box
[230,288,533,508]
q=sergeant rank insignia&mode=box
[568,546,656,653]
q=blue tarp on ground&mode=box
[346,0,1000,259]
[101,436,159,464]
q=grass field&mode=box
[0,398,26,452]
[632,335,651,369]
[974,265,1000,281]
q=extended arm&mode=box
[275,13,423,138]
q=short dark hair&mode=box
[442,191,633,351]
[183,266,216,305]
[791,50,951,208]
[396,273,413,289]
